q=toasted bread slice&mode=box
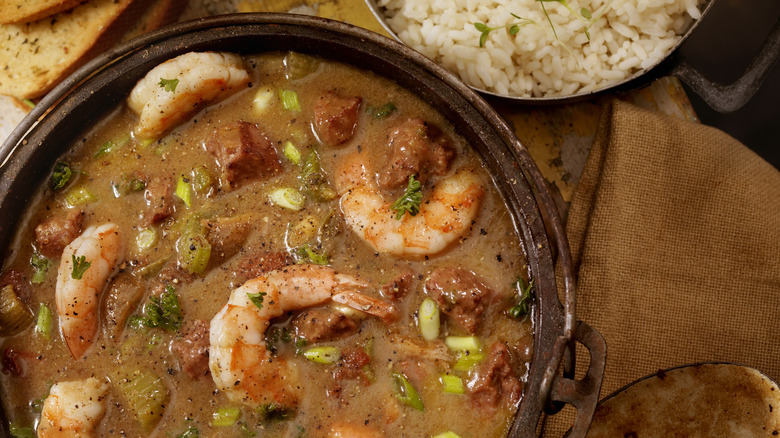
[0,0,135,100]
[120,0,185,43]
[0,94,30,146]
[0,0,85,24]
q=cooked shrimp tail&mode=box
[37,377,109,437]
[209,264,394,407]
[56,223,123,359]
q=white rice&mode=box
[376,0,703,97]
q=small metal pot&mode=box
[364,0,780,112]
[0,14,606,437]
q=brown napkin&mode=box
[543,99,780,436]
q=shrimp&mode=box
[128,52,250,138]
[335,153,484,257]
[37,377,109,438]
[56,223,123,359]
[209,264,395,408]
[329,422,384,437]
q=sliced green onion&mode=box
[431,432,462,438]
[445,336,482,353]
[136,228,158,251]
[253,87,275,114]
[30,253,49,284]
[35,303,53,341]
[175,175,192,208]
[440,375,464,394]
[303,346,341,364]
[8,423,35,438]
[418,298,440,341]
[64,187,96,207]
[211,407,241,427]
[115,369,169,432]
[392,372,424,411]
[453,350,485,372]
[269,187,305,211]
[283,141,302,164]
[0,285,33,336]
[191,166,212,193]
[279,89,301,112]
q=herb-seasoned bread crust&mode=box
[0,0,85,24]
[0,0,135,99]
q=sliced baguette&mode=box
[0,94,30,145]
[0,0,135,100]
[0,0,85,24]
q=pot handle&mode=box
[671,17,780,113]
[541,321,607,438]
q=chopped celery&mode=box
[440,375,464,394]
[191,166,212,193]
[115,369,169,432]
[269,188,305,211]
[431,432,462,438]
[283,141,302,164]
[279,89,301,112]
[175,175,192,208]
[30,253,49,284]
[0,284,33,336]
[303,346,341,364]
[445,336,482,353]
[418,298,440,341]
[35,303,53,341]
[453,350,485,371]
[135,228,158,251]
[8,423,34,438]
[295,244,328,265]
[392,372,424,411]
[64,186,96,207]
[176,216,211,274]
[253,87,275,114]
[211,406,241,426]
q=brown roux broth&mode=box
[0,53,533,437]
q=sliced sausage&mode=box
[313,92,362,147]
[333,346,371,384]
[206,121,282,188]
[424,267,494,334]
[144,174,175,225]
[467,342,522,412]
[102,274,144,340]
[377,118,456,190]
[34,209,83,257]
[379,272,415,301]
[235,251,294,284]
[202,214,253,261]
[292,307,358,343]
[171,319,210,379]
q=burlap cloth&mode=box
[542,99,780,436]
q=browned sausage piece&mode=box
[467,342,522,412]
[379,272,415,301]
[333,346,371,384]
[292,307,358,343]
[377,118,456,190]
[102,274,144,341]
[235,251,294,284]
[171,319,210,379]
[144,174,175,225]
[424,267,493,334]
[313,92,362,147]
[202,214,253,262]
[206,121,282,187]
[34,209,83,257]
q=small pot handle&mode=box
[542,321,607,438]
[671,17,780,113]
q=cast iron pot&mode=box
[365,0,780,112]
[0,14,606,437]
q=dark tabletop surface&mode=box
[679,0,780,170]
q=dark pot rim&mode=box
[0,13,604,437]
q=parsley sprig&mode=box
[70,255,91,280]
[508,276,534,319]
[158,78,179,93]
[247,291,268,310]
[129,285,182,331]
[390,175,423,220]
[50,161,73,191]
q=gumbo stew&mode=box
[0,51,534,438]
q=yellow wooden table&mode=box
[181,0,699,216]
